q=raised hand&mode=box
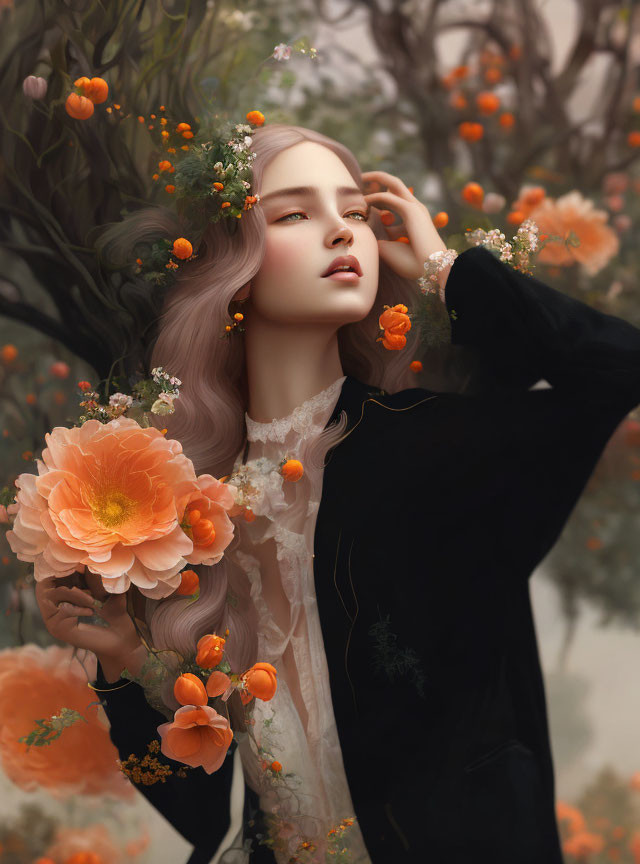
[362,170,450,298]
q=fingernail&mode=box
[93,599,104,609]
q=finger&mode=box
[48,586,97,608]
[362,171,415,202]
[55,601,95,617]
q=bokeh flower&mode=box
[0,644,132,798]
[44,824,121,864]
[528,190,620,275]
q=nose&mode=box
[329,223,354,248]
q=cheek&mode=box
[259,233,306,280]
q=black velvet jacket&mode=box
[93,246,640,864]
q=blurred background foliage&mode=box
[1,0,640,861]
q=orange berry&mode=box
[246,110,265,126]
[77,381,92,392]
[152,173,159,180]
[499,112,515,129]
[270,761,282,772]
[458,121,484,141]
[181,130,194,139]
[21,450,33,460]
[213,182,224,191]
[485,67,502,84]
[507,210,525,225]
[54,391,67,405]
[244,508,255,522]
[433,211,449,228]
[396,236,410,243]
[1,556,8,566]
[281,459,304,482]
[172,237,193,259]
[181,144,189,150]
[586,536,603,550]
[380,210,395,226]
[25,393,36,405]
[137,115,145,123]
[176,122,191,132]
[450,91,468,110]
[627,131,640,148]
[410,361,423,372]
[476,91,500,115]
[158,160,174,172]
[461,182,484,208]
[1,344,18,363]
[165,184,175,193]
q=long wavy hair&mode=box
[98,124,426,679]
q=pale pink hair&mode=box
[102,125,425,684]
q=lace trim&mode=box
[245,376,346,444]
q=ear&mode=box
[232,282,251,302]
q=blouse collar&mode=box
[245,375,347,444]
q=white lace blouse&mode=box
[223,375,373,864]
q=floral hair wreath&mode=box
[132,110,265,290]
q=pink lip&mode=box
[325,271,361,282]
[321,254,363,277]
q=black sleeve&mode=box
[445,245,640,413]
[444,246,640,578]
[93,660,235,859]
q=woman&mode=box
[35,124,640,864]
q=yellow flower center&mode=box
[91,489,136,529]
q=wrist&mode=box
[97,643,148,683]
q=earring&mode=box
[223,287,249,337]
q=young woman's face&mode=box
[249,141,380,326]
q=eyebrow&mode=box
[260,185,364,204]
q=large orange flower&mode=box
[7,417,235,598]
[0,644,132,799]
[527,190,620,276]
[158,704,233,773]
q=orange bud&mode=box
[395,236,410,243]
[410,361,423,372]
[176,569,199,596]
[192,518,216,546]
[65,92,94,120]
[196,633,226,669]
[243,662,278,701]
[380,210,395,226]
[499,112,515,129]
[433,211,449,228]
[271,760,282,772]
[176,122,191,132]
[627,131,640,148]
[174,672,208,706]
[213,182,224,191]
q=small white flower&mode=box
[109,392,133,408]
[272,43,292,61]
[243,136,253,147]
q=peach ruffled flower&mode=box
[0,644,132,799]
[6,417,236,598]
[526,190,620,276]
[44,824,121,864]
[158,704,233,773]
[182,474,237,567]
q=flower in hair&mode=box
[376,303,412,351]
